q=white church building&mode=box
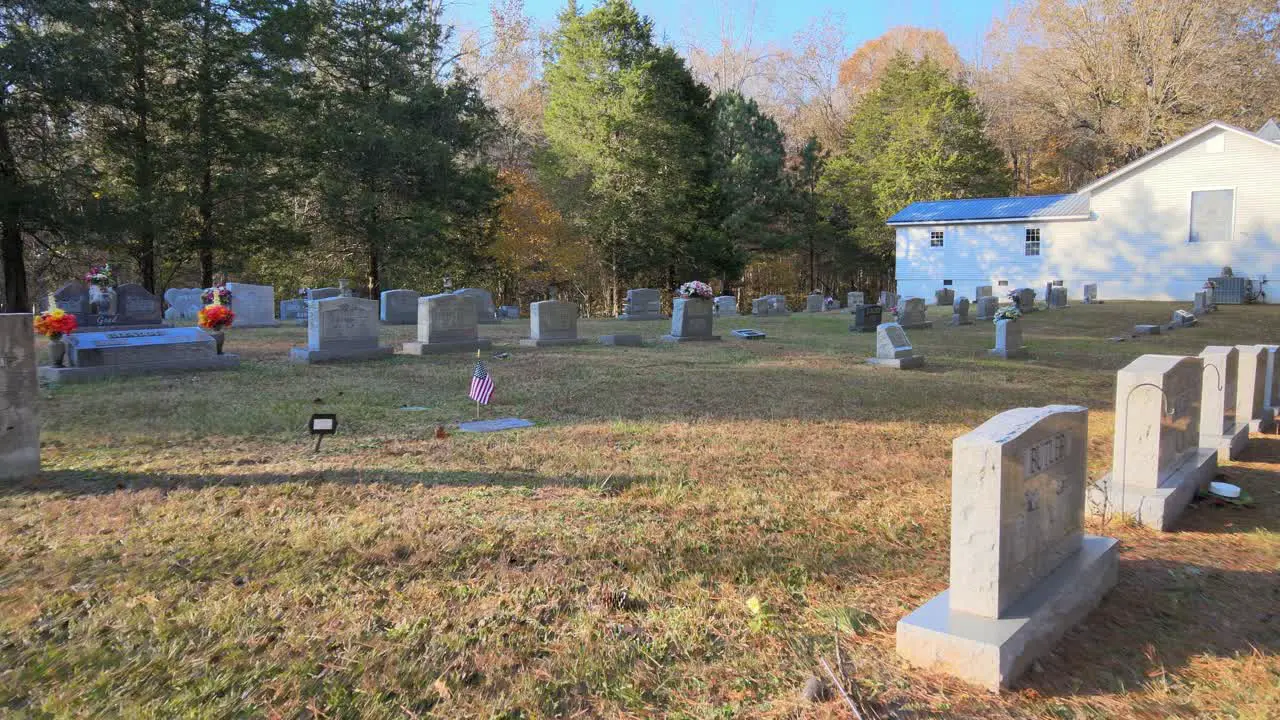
[888,120,1280,304]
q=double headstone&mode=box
[453,288,499,324]
[897,405,1118,691]
[805,293,823,313]
[950,297,971,326]
[1092,355,1216,530]
[974,296,999,321]
[1081,284,1098,304]
[866,322,924,369]
[289,297,392,364]
[41,327,239,384]
[163,288,203,321]
[879,291,897,311]
[226,283,278,328]
[1047,287,1068,309]
[0,314,40,480]
[53,281,165,331]
[380,289,420,325]
[935,288,955,307]
[1014,288,1036,311]
[662,298,720,343]
[849,304,883,333]
[521,300,585,347]
[713,296,738,316]
[1199,346,1248,459]
[1235,345,1275,433]
[895,297,931,330]
[989,318,1027,359]
[847,291,865,307]
[974,285,992,300]
[400,293,491,355]
[619,288,665,321]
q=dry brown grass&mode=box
[1,302,1277,718]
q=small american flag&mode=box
[469,356,494,405]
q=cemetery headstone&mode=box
[849,304,883,333]
[280,299,305,322]
[764,294,790,315]
[453,288,500,324]
[975,285,992,299]
[713,296,738,317]
[521,300,585,347]
[51,281,91,319]
[308,287,341,302]
[895,297,932,330]
[1092,355,1216,530]
[974,296,999,321]
[731,329,766,340]
[1235,345,1275,433]
[1134,324,1161,335]
[1081,284,1098,304]
[1048,287,1068,309]
[289,297,392,364]
[499,305,520,320]
[114,283,165,327]
[1204,286,1217,312]
[1262,344,1280,411]
[226,283,278,328]
[0,314,40,480]
[400,293,492,355]
[847,291,865,307]
[866,322,924,369]
[751,297,770,316]
[805,293,823,313]
[935,288,955,307]
[879,291,898,311]
[599,334,643,347]
[989,318,1027,359]
[950,297,972,326]
[1171,309,1197,328]
[53,281,167,331]
[618,288,665,321]
[380,289,420,325]
[1014,288,1036,312]
[1192,290,1209,315]
[40,327,239,384]
[896,404,1118,691]
[163,288,204,321]
[662,298,720,343]
[1199,345,1248,459]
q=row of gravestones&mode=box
[282,287,515,326]
[55,281,282,329]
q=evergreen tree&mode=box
[304,0,499,297]
[821,53,1013,266]
[540,0,713,309]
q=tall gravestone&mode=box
[114,284,165,327]
[617,288,665,320]
[896,297,932,330]
[1192,291,1209,315]
[879,291,897,310]
[1235,345,1275,433]
[847,291,865,307]
[163,288,204,321]
[763,294,790,315]
[897,405,1118,691]
[1014,288,1036,312]
[950,297,972,326]
[751,297,770,316]
[226,283,278,328]
[54,282,166,331]
[0,315,39,481]
[1047,287,1068,309]
[521,300,585,347]
[935,288,955,307]
[1093,355,1217,530]
[662,298,720,343]
[289,297,391,364]
[866,322,924,369]
[849,304,882,333]
[453,288,499,324]
[401,293,491,355]
[713,296,738,316]
[380,289,420,325]
[1262,345,1280,412]
[974,296,999,321]
[990,318,1027,359]
[1199,345,1248,459]
[975,285,992,300]
[805,293,823,313]
[1081,284,1098,304]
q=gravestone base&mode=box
[599,334,643,347]
[1092,448,1217,531]
[289,346,393,364]
[40,354,240,385]
[896,535,1118,692]
[950,314,973,326]
[989,346,1028,360]
[235,320,280,329]
[866,356,925,369]
[899,321,933,331]
[618,313,666,321]
[659,334,721,343]
[1248,407,1275,434]
[519,337,587,348]
[1134,324,1161,335]
[1204,422,1250,460]
[400,339,492,355]
[72,323,168,334]
[849,324,877,333]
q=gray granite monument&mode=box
[975,285,992,300]
[950,297,972,326]
[163,288,203,321]
[895,297,932,330]
[713,296,738,316]
[1199,345,1249,460]
[380,289,420,325]
[400,293,492,355]
[850,304,882,333]
[289,297,392,364]
[0,314,40,480]
[935,288,955,306]
[40,327,239,384]
[975,296,999,321]
[226,283,278,328]
[1235,345,1275,433]
[866,322,924,369]
[453,288,499,324]
[618,288,665,321]
[847,291,865,307]
[805,293,823,312]
[521,300,586,347]
[990,318,1027,359]
[661,298,720,343]
[1081,284,1098,304]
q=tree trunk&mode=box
[196,0,215,289]
[131,10,157,293]
[0,90,29,312]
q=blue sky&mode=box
[445,0,1008,61]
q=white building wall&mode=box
[894,127,1280,303]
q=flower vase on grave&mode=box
[211,330,225,355]
[48,337,67,368]
[89,284,117,317]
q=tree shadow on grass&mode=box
[5,467,651,499]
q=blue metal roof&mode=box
[886,194,1090,225]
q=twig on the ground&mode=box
[820,657,864,720]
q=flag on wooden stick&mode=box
[469,351,494,405]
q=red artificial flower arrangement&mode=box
[198,304,235,331]
[33,309,79,339]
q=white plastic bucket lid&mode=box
[1209,481,1241,499]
